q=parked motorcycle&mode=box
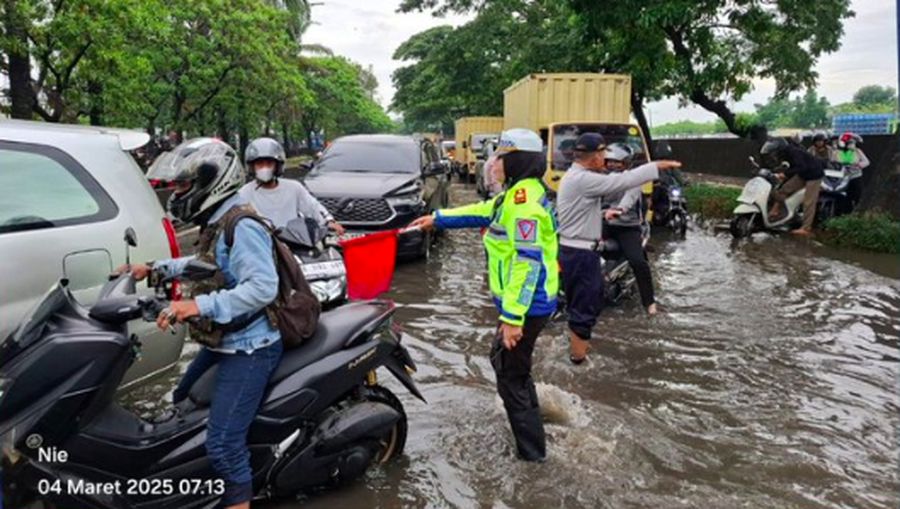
[278,217,347,308]
[729,157,806,238]
[0,230,423,509]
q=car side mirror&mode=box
[181,259,218,281]
[654,141,674,159]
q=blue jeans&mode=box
[173,341,282,506]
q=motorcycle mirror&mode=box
[181,259,218,281]
[654,141,674,159]
[124,227,137,265]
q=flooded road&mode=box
[126,183,900,508]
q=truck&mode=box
[454,116,504,182]
[503,73,649,192]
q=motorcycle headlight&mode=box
[669,188,681,198]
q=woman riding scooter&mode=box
[602,143,657,315]
[831,132,870,211]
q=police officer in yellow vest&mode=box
[410,128,558,462]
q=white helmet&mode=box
[496,128,543,154]
[605,142,634,163]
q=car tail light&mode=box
[162,217,182,301]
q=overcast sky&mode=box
[305,0,898,126]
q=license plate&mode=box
[300,260,346,280]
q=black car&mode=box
[304,135,451,259]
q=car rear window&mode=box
[0,141,118,234]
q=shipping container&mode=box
[503,73,632,133]
[454,116,504,180]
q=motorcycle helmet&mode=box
[245,137,287,180]
[147,138,245,224]
[836,132,862,150]
[812,132,827,144]
[760,137,788,167]
[604,142,634,170]
[495,128,545,185]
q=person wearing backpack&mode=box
[125,138,317,509]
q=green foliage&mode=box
[683,183,741,219]
[754,90,830,129]
[853,85,897,108]
[0,0,392,145]
[396,0,854,137]
[821,213,900,254]
[652,120,729,137]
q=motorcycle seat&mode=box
[599,239,621,256]
[187,301,390,407]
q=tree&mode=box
[853,85,897,108]
[399,0,855,144]
[754,90,830,129]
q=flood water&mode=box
[125,183,900,509]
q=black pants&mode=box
[847,177,863,211]
[559,245,604,340]
[605,225,655,308]
[490,315,550,462]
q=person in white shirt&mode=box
[239,137,345,234]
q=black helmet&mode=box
[245,137,286,178]
[812,132,827,143]
[760,137,788,157]
[147,138,244,224]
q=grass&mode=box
[683,183,741,220]
[285,155,313,170]
[821,212,900,254]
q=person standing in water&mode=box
[409,128,558,462]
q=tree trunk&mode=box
[857,131,900,221]
[4,0,33,119]
[88,80,104,126]
[631,91,654,158]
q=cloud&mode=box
[303,0,470,109]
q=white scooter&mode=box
[729,157,806,238]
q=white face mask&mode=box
[255,167,275,182]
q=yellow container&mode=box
[454,116,504,177]
[503,73,632,133]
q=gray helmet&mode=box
[147,138,245,224]
[245,137,286,178]
[605,142,634,164]
[760,137,788,157]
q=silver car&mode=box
[0,120,186,388]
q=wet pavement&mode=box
[126,182,900,508]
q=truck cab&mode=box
[543,121,652,193]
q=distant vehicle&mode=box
[440,140,461,176]
[0,119,185,388]
[503,73,636,193]
[455,117,503,183]
[304,135,451,260]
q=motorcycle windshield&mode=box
[279,217,327,247]
[0,282,69,368]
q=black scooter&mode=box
[0,230,423,509]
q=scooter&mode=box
[729,157,806,238]
[278,217,347,308]
[817,163,853,224]
[1,230,423,509]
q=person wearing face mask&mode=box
[408,128,558,463]
[239,137,345,234]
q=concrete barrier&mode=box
[665,134,895,188]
